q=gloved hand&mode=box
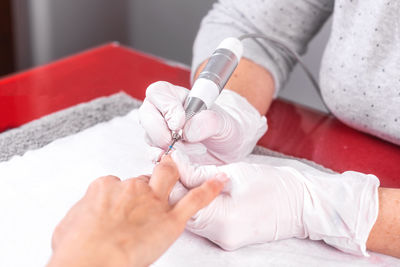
[168,151,380,256]
[139,81,267,165]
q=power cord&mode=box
[239,33,329,110]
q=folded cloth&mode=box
[0,109,398,267]
[0,92,141,162]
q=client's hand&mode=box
[169,151,380,256]
[139,81,267,165]
[47,155,227,267]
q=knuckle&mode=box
[89,175,120,189]
[99,175,120,184]
[123,177,148,191]
[120,183,140,199]
[122,178,138,190]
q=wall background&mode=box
[12,0,331,112]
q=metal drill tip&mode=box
[165,138,178,155]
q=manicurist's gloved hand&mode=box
[139,81,267,165]
[168,151,380,256]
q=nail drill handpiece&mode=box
[164,37,243,155]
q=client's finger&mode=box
[171,150,218,188]
[149,155,180,200]
[171,176,227,223]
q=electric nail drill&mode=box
[164,37,243,154]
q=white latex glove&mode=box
[139,81,267,165]
[169,151,380,256]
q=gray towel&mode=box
[0,92,141,162]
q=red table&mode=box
[1,43,399,187]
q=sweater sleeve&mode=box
[191,0,334,96]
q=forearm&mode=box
[194,58,275,115]
[367,187,400,258]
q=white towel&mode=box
[0,109,398,267]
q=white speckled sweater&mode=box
[192,0,400,145]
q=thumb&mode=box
[171,150,219,188]
[183,110,223,142]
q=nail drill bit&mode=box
[165,130,182,155]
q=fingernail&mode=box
[160,154,172,162]
[215,173,229,184]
